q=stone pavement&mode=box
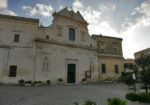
[0,83,149,105]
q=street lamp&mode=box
[132,72,136,92]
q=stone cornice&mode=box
[0,44,33,48]
[98,53,124,59]
[0,44,10,48]
[0,14,39,23]
[35,38,97,51]
[92,35,123,41]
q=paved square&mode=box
[0,83,148,105]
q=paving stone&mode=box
[0,83,148,105]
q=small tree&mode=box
[135,53,150,94]
[18,79,24,85]
[122,73,134,86]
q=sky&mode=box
[0,0,150,59]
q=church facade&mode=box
[0,8,124,84]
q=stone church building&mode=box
[0,8,124,84]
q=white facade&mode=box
[0,8,99,84]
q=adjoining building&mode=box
[134,48,150,59]
[134,48,150,82]
[92,35,124,81]
[124,59,135,73]
[0,8,124,84]
[134,48,150,72]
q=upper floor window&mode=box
[115,64,119,73]
[69,28,75,41]
[112,44,117,54]
[14,34,20,42]
[100,45,104,54]
[113,47,117,55]
[58,28,62,36]
[102,64,106,73]
[9,65,17,77]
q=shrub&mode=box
[46,80,51,84]
[34,81,38,84]
[104,77,112,81]
[38,81,42,84]
[122,74,134,86]
[83,100,96,105]
[140,84,146,89]
[138,93,150,103]
[107,98,127,105]
[25,80,32,84]
[73,101,79,105]
[125,92,138,101]
[126,92,150,103]
[18,79,24,85]
[82,78,86,82]
[72,100,96,105]
[58,78,63,82]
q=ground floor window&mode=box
[115,64,119,73]
[102,64,106,73]
[9,66,17,77]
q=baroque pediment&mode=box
[53,7,88,25]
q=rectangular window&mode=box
[14,34,20,42]
[102,64,106,73]
[69,28,75,41]
[58,28,62,36]
[112,44,117,55]
[113,47,117,54]
[9,66,17,77]
[100,45,104,54]
[115,64,119,73]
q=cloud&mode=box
[0,9,17,16]
[72,0,83,11]
[59,5,64,10]
[100,4,116,11]
[0,0,17,16]
[120,0,150,33]
[117,0,150,58]
[112,5,116,11]
[22,3,53,18]
[72,0,117,36]
[22,6,32,10]
[0,0,7,9]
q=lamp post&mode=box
[132,72,136,92]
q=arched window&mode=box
[69,28,75,41]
